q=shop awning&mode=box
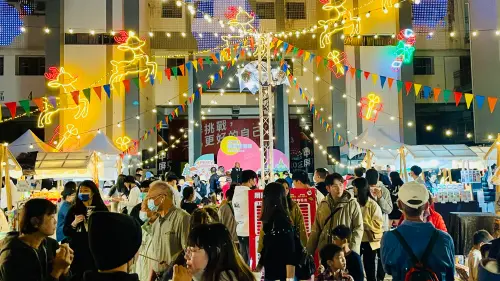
[9,130,55,156]
[34,152,100,180]
[405,144,478,160]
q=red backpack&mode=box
[392,229,440,281]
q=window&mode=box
[65,33,116,45]
[194,0,213,19]
[17,56,45,76]
[413,57,434,75]
[286,2,306,19]
[162,2,182,18]
[256,2,275,19]
[0,57,3,76]
[166,58,185,76]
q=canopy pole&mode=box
[1,146,12,211]
[399,146,408,182]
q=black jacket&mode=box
[209,173,219,194]
[230,168,242,184]
[0,232,66,281]
[63,204,108,281]
[315,182,328,196]
[82,271,139,281]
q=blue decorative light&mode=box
[412,0,448,33]
[190,0,260,51]
[0,0,24,46]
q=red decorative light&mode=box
[225,6,239,19]
[359,93,383,122]
[44,66,60,81]
[114,30,129,44]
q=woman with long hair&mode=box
[171,223,256,281]
[63,180,108,281]
[388,171,404,223]
[353,178,383,281]
[275,178,307,246]
[108,174,126,212]
[258,182,297,281]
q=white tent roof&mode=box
[405,144,478,160]
[34,152,99,179]
[9,130,55,156]
[80,133,121,155]
[347,127,402,160]
[470,146,496,160]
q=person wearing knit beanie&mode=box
[82,212,142,281]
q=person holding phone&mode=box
[63,180,108,281]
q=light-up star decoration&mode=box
[109,31,157,86]
[45,67,78,93]
[236,61,290,94]
[391,29,416,72]
[359,93,383,122]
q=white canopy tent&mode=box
[8,130,55,156]
[33,152,101,180]
[79,133,122,180]
[348,127,404,166]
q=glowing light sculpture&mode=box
[115,136,132,151]
[359,93,383,122]
[109,31,157,87]
[56,124,79,151]
[391,29,416,72]
[45,67,78,93]
[37,97,89,128]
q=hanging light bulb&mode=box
[365,11,371,18]
[29,144,34,149]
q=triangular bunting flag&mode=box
[488,97,498,113]
[349,68,356,79]
[343,65,349,74]
[71,91,80,105]
[475,95,485,109]
[198,58,204,70]
[149,75,155,86]
[113,82,121,94]
[297,49,304,58]
[219,69,223,79]
[19,100,30,116]
[309,53,316,63]
[207,80,212,89]
[165,68,172,81]
[414,84,422,97]
[292,47,299,56]
[157,71,163,84]
[83,88,91,102]
[286,44,293,54]
[433,88,441,101]
[5,102,17,118]
[396,80,403,94]
[192,60,198,72]
[404,82,413,95]
[92,86,102,101]
[371,73,378,85]
[464,93,474,109]
[123,80,131,93]
[205,56,213,65]
[282,42,288,52]
[33,98,44,111]
[356,69,362,79]
[387,77,394,89]
[185,61,192,73]
[379,76,386,88]
[179,64,185,76]
[48,96,57,108]
[454,91,463,106]
[443,90,451,103]
[423,86,431,99]
[172,67,178,79]
[363,71,370,80]
[103,84,111,98]
[132,77,140,89]
[316,56,322,67]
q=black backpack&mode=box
[392,229,440,281]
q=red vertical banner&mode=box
[248,188,317,271]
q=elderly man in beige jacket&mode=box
[307,173,364,255]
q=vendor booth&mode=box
[79,133,123,181]
[34,151,101,181]
[8,130,55,156]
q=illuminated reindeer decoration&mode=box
[318,0,361,49]
[221,6,263,57]
[109,31,157,87]
[39,67,89,128]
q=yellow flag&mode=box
[192,60,198,71]
[277,40,283,48]
[464,93,474,109]
[304,52,310,62]
[414,84,422,96]
[371,74,378,85]
[157,71,163,84]
[113,82,121,95]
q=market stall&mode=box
[8,130,55,156]
[79,133,123,181]
[34,151,101,181]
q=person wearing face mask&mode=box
[82,212,142,281]
[172,223,256,281]
[119,176,142,215]
[232,170,258,266]
[140,181,190,277]
[63,180,108,281]
[307,173,363,256]
[134,200,160,281]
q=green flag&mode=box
[132,77,140,89]
[443,89,452,103]
[19,100,31,116]
[172,67,178,78]
[397,80,403,94]
[83,88,91,102]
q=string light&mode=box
[467,133,473,139]
[44,27,50,34]
[488,134,494,140]
[425,125,433,131]
[90,30,95,35]
[407,121,413,127]
[68,28,74,34]
[445,129,453,136]
[20,26,26,33]
[365,11,371,18]
[450,32,456,37]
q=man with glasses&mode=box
[307,173,363,255]
[139,181,190,276]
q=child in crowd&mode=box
[332,225,364,281]
[469,230,493,281]
[318,244,355,281]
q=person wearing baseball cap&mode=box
[82,212,142,281]
[380,182,455,281]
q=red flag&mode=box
[387,78,394,89]
[297,49,304,57]
[33,98,44,111]
[405,82,413,95]
[433,88,441,102]
[93,86,102,100]
[123,79,131,93]
[249,37,255,50]
[207,80,212,88]
[198,58,204,70]
[363,71,370,80]
[71,91,80,105]
[454,92,463,107]
[165,68,171,81]
[4,102,17,118]
[488,97,498,113]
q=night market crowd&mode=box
[1,164,500,281]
